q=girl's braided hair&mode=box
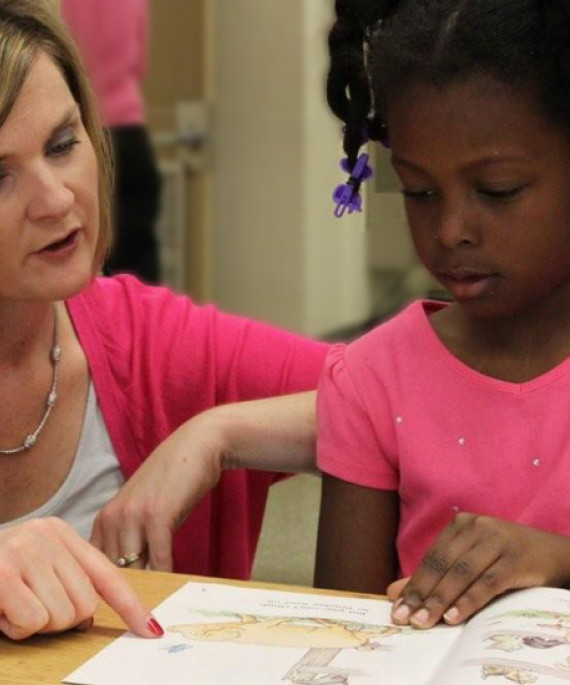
[327,0,570,168]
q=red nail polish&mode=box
[147,616,164,636]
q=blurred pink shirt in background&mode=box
[61,0,148,126]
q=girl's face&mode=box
[386,76,570,320]
[0,52,99,303]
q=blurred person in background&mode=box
[61,0,161,283]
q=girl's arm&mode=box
[314,474,399,594]
[90,392,318,571]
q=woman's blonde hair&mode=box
[0,0,112,270]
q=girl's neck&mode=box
[432,292,570,383]
[0,302,57,368]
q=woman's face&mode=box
[0,52,99,303]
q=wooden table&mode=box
[0,569,382,685]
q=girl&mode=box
[315,0,570,630]
[0,0,327,639]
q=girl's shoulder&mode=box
[345,299,446,358]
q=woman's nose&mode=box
[26,167,74,222]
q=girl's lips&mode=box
[440,272,498,300]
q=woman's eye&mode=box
[48,137,80,157]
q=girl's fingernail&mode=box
[392,600,411,623]
[147,616,164,636]
[411,608,430,627]
[443,606,460,623]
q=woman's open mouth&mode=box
[37,229,80,257]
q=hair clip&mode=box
[332,153,373,217]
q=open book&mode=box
[64,582,570,684]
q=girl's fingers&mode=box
[407,545,499,629]
[386,577,409,601]
[392,520,478,624]
[441,558,511,625]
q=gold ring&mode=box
[116,552,143,567]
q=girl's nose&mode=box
[435,203,479,248]
[26,167,74,222]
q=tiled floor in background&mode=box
[251,474,321,587]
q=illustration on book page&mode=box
[64,582,459,685]
[435,588,570,685]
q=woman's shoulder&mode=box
[67,275,204,350]
[74,274,195,314]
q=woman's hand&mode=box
[91,415,223,572]
[0,518,162,640]
[91,392,319,573]
[388,514,570,629]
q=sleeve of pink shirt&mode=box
[317,343,399,490]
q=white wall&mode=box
[213,0,371,336]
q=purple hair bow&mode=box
[332,153,373,218]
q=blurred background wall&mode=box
[142,0,434,338]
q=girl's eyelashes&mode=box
[400,186,525,202]
[477,186,524,201]
[401,188,437,200]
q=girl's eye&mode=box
[401,189,437,200]
[478,186,523,201]
[48,136,80,157]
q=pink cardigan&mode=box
[61,0,147,126]
[67,276,329,579]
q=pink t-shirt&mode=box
[68,275,329,579]
[317,300,570,577]
[61,0,147,126]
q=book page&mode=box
[64,581,461,685]
[430,588,570,684]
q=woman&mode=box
[0,0,327,640]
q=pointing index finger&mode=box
[54,521,163,638]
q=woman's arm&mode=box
[314,474,399,594]
[91,392,318,571]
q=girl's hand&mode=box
[388,513,570,629]
[0,518,162,640]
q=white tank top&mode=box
[0,382,125,539]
